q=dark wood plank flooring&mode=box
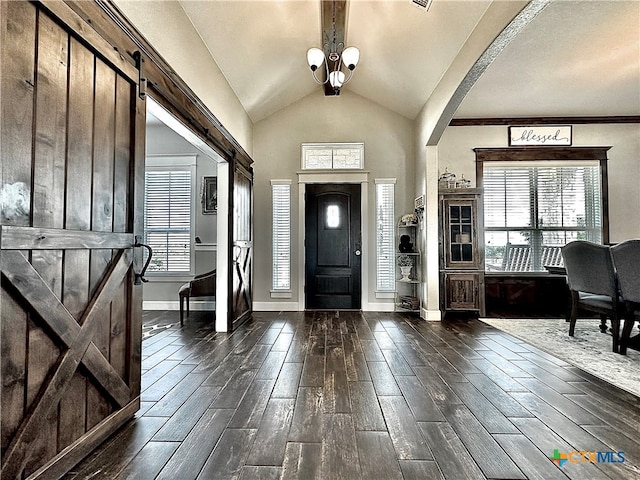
[64,311,640,479]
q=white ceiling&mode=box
[457,0,640,118]
[174,0,638,123]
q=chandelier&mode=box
[306,2,360,92]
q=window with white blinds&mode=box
[144,160,195,275]
[375,180,396,291]
[272,181,291,290]
[483,162,602,272]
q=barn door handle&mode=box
[233,245,243,263]
[134,236,153,285]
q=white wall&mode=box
[252,90,415,310]
[437,123,640,242]
[412,0,529,320]
[114,0,253,155]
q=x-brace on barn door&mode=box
[1,1,145,477]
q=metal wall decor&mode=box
[509,125,572,146]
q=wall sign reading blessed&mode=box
[509,125,572,146]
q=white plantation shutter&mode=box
[272,181,291,290]
[144,158,195,275]
[484,168,532,229]
[484,162,602,272]
[376,180,395,291]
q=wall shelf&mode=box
[395,223,421,314]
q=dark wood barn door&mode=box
[305,184,362,309]
[229,160,253,329]
[1,2,145,478]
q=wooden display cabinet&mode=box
[439,189,485,316]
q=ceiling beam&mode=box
[320,0,347,96]
[449,116,640,126]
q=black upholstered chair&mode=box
[178,269,216,326]
[611,239,640,355]
[561,241,622,352]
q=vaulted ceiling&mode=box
[142,0,640,123]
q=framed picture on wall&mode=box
[202,176,217,214]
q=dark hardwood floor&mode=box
[64,310,640,479]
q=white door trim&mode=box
[298,171,370,311]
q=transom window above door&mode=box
[301,143,364,169]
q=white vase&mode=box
[400,266,412,281]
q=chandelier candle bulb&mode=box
[307,48,325,71]
[329,70,345,88]
[341,46,360,70]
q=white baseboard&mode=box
[422,308,442,321]
[144,299,428,315]
[253,302,396,312]
[253,301,300,311]
[143,300,216,311]
[366,302,395,312]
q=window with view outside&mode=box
[483,163,602,272]
[144,167,194,274]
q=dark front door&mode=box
[305,184,361,309]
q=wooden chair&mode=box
[502,244,531,271]
[561,241,622,352]
[541,245,563,268]
[610,239,640,355]
[178,269,216,326]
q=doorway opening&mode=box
[144,97,229,331]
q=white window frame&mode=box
[375,179,396,293]
[144,155,197,277]
[271,180,292,297]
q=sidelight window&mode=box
[272,180,291,291]
[375,179,396,291]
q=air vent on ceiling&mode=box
[412,0,432,11]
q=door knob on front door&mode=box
[355,250,361,256]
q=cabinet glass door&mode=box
[449,204,474,263]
